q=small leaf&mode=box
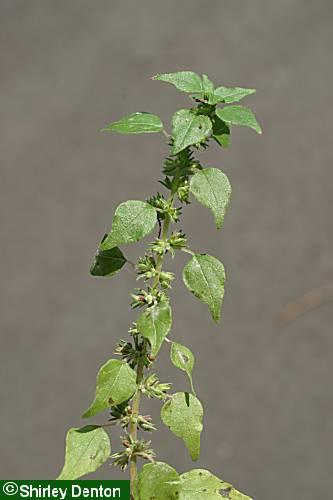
[201,74,214,92]
[172,109,212,155]
[201,74,215,99]
[102,112,163,134]
[161,392,203,461]
[83,359,137,418]
[137,301,172,356]
[170,342,195,394]
[216,106,262,134]
[101,200,157,251]
[153,71,204,93]
[90,245,126,277]
[179,469,232,500]
[190,168,232,229]
[133,461,181,500]
[57,426,111,480]
[183,254,225,323]
[211,115,230,148]
[211,86,256,104]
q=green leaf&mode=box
[172,109,212,155]
[179,469,232,500]
[57,426,111,480]
[183,254,225,323]
[201,74,214,93]
[179,469,253,500]
[161,392,203,461]
[211,115,230,148]
[153,72,215,101]
[133,461,181,500]
[90,244,126,277]
[137,301,172,356]
[227,488,253,500]
[211,86,256,104]
[153,71,204,93]
[100,200,157,251]
[102,112,163,134]
[83,359,137,418]
[201,74,215,100]
[170,342,195,394]
[190,168,232,229]
[216,106,262,134]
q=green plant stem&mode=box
[129,213,171,494]
[129,356,144,493]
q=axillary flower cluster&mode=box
[57,71,262,500]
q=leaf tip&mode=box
[212,311,221,324]
[81,407,92,419]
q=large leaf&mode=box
[153,71,204,93]
[57,426,111,480]
[83,359,137,418]
[90,245,126,277]
[170,342,195,394]
[190,168,232,229]
[161,392,203,461]
[216,106,262,134]
[179,469,252,500]
[210,86,256,105]
[172,109,212,155]
[183,254,225,323]
[102,112,163,134]
[137,301,172,356]
[133,461,181,500]
[153,71,215,102]
[179,469,231,500]
[100,200,157,251]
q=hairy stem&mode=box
[129,213,171,494]
[129,356,145,493]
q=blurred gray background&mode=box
[1,1,333,498]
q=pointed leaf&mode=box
[161,392,203,461]
[211,115,230,148]
[179,469,232,500]
[137,301,172,356]
[100,200,157,251]
[211,86,256,104]
[57,426,111,480]
[83,359,137,418]
[227,488,253,500]
[90,245,126,277]
[183,254,225,323]
[216,106,262,134]
[201,74,214,93]
[179,469,252,499]
[170,342,195,394]
[153,71,204,93]
[201,74,215,100]
[190,168,232,229]
[133,461,181,500]
[102,112,163,134]
[153,72,216,102]
[172,109,212,155]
